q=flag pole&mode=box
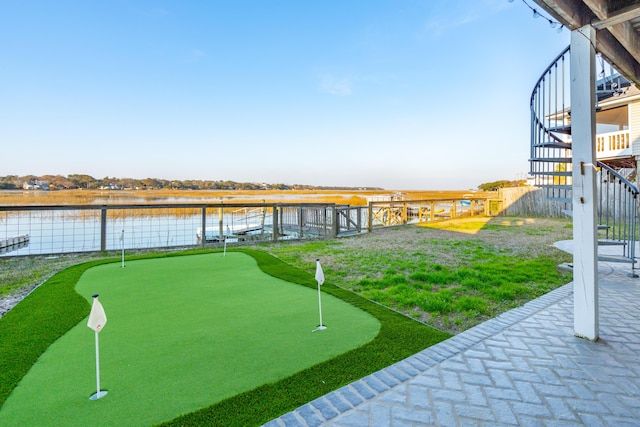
[313,259,327,332]
[316,282,325,329]
[88,294,108,400]
[90,330,106,400]
[223,237,227,258]
[223,225,231,258]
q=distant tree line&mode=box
[0,174,381,191]
[477,179,528,192]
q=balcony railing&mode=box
[596,130,631,159]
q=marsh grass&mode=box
[0,189,493,207]
[0,189,378,206]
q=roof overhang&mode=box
[533,0,640,87]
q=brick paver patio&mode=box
[265,255,640,426]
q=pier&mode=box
[0,234,30,254]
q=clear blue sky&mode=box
[2,0,570,190]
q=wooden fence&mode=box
[497,187,567,217]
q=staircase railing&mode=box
[530,46,639,274]
[530,46,572,205]
[598,162,639,271]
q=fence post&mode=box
[201,207,207,246]
[368,202,373,232]
[356,207,362,232]
[402,202,408,224]
[323,207,328,236]
[100,206,107,252]
[332,206,338,237]
[272,205,279,241]
[298,206,303,238]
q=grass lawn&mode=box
[0,249,450,426]
[265,217,573,333]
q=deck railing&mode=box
[0,197,494,257]
[367,198,494,230]
[596,130,631,159]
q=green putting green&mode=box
[0,252,380,426]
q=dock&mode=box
[0,234,30,254]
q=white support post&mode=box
[570,25,599,341]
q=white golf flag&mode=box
[315,260,325,286]
[87,296,107,333]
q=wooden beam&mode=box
[582,0,608,20]
[597,29,640,85]
[607,21,640,68]
[583,0,640,73]
[592,3,640,29]
[534,0,594,29]
[533,0,640,86]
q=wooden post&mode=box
[272,205,279,241]
[100,206,107,252]
[571,25,599,341]
[332,206,339,237]
[298,206,303,238]
[402,203,408,224]
[201,207,207,246]
[368,202,373,232]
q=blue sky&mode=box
[2,0,570,190]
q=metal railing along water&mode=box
[0,203,345,257]
[0,197,493,257]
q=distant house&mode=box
[99,183,123,190]
[22,180,50,190]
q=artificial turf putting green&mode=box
[0,252,380,427]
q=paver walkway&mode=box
[265,250,640,426]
